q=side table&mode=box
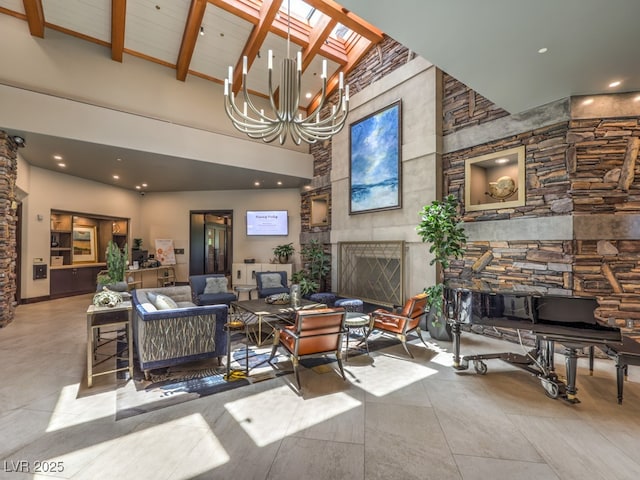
[225,319,249,380]
[234,284,257,301]
[86,301,134,387]
[344,311,371,360]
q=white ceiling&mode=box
[0,0,379,192]
[3,0,638,193]
[339,0,640,114]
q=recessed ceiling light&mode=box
[582,98,594,105]
[634,95,640,102]
[305,92,312,99]
[53,154,62,160]
[304,185,312,190]
[254,181,260,187]
[141,183,148,187]
[116,157,122,162]
[57,163,66,168]
[199,26,205,36]
[495,158,509,164]
[609,80,621,88]
[537,47,548,54]
[135,185,141,190]
[113,175,120,180]
[277,181,283,185]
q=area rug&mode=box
[114,330,413,420]
[115,342,292,420]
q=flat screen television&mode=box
[246,210,288,236]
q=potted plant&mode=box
[290,239,330,296]
[97,241,129,292]
[273,242,295,264]
[416,194,467,341]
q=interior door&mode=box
[189,210,233,276]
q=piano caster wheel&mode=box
[541,379,560,399]
[474,361,487,375]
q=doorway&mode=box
[189,210,233,276]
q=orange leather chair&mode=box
[363,293,429,358]
[269,307,347,393]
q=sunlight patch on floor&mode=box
[225,386,360,447]
[361,356,438,397]
[46,383,114,432]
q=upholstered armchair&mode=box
[269,307,347,393]
[189,274,237,306]
[256,271,290,298]
[363,293,429,358]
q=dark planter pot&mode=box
[425,304,453,341]
[278,255,289,264]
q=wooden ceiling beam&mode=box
[301,15,336,72]
[22,0,44,38]
[231,0,283,94]
[177,0,208,81]
[306,35,373,114]
[303,0,383,43]
[111,0,126,62]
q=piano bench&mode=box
[594,337,640,404]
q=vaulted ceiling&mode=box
[0,0,384,191]
[0,0,382,112]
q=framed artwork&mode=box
[72,226,97,263]
[349,100,402,214]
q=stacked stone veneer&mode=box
[0,131,18,327]
[302,36,411,293]
[442,76,640,339]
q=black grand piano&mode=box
[444,288,623,403]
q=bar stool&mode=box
[225,319,249,380]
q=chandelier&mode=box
[223,0,349,145]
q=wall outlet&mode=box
[33,258,43,263]
[175,248,184,254]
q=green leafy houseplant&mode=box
[273,242,295,263]
[290,239,330,295]
[416,194,467,326]
[97,241,129,290]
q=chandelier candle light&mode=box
[223,0,349,145]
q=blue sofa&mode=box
[189,274,237,306]
[131,285,227,378]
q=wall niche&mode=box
[464,146,525,211]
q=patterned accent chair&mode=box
[131,286,227,378]
[269,307,347,393]
[362,293,429,358]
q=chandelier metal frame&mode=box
[223,0,349,145]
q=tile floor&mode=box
[1,294,640,479]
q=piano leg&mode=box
[588,345,595,376]
[564,347,581,404]
[451,322,466,370]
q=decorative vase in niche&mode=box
[290,284,301,309]
[51,235,58,247]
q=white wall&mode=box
[139,189,302,282]
[18,165,301,299]
[20,167,142,299]
[331,57,440,297]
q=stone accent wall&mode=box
[441,76,640,338]
[0,131,18,327]
[445,122,571,221]
[442,73,510,136]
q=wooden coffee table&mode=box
[231,298,326,346]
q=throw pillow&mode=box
[152,293,179,310]
[203,276,228,294]
[261,273,283,289]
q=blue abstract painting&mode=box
[349,101,401,214]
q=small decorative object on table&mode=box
[265,293,291,305]
[93,287,123,308]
